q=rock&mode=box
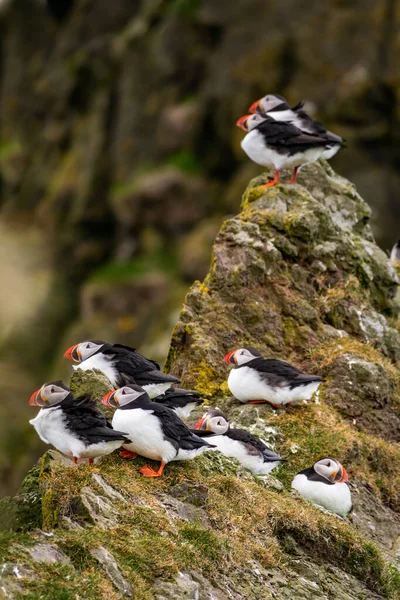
[154,571,201,600]
[27,543,71,565]
[90,546,132,598]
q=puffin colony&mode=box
[29,93,354,518]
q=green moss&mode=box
[42,488,59,531]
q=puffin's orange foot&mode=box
[288,166,299,184]
[139,461,166,478]
[72,456,78,465]
[88,458,94,466]
[120,450,137,460]
[259,169,280,188]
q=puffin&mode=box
[248,93,345,160]
[101,385,215,477]
[236,113,334,187]
[29,381,129,465]
[193,409,285,475]
[64,340,180,398]
[390,240,400,267]
[153,387,203,419]
[224,347,323,408]
[291,457,352,517]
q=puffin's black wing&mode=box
[62,396,130,444]
[107,345,180,386]
[256,118,330,154]
[247,358,322,388]
[151,403,214,452]
[227,428,284,462]
[292,107,344,144]
[110,344,161,372]
[155,388,202,409]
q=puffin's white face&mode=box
[194,411,229,434]
[102,385,146,408]
[314,458,348,483]
[224,347,259,366]
[258,94,285,112]
[29,381,70,407]
[64,340,105,363]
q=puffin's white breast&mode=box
[227,367,320,406]
[210,435,278,475]
[291,474,352,517]
[112,408,177,463]
[30,407,85,458]
[73,355,118,386]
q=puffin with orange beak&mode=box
[63,340,180,398]
[101,385,215,478]
[291,457,352,517]
[248,93,345,161]
[224,347,323,408]
[236,112,333,187]
[193,410,285,475]
[29,381,129,465]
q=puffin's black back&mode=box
[226,428,284,462]
[298,466,334,485]
[244,357,322,389]
[101,344,179,387]
[61,395,129,444]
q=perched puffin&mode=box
[29,381,129,465]
[101,385,215,477]
[193,410,285,475]
[153,387,203,419]
[224,347,323,408]
[64,340,180,398]
[291,457,352,517]
[236,114,333,187]
[390,240,400,267]
[248,93,345,160]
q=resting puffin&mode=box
[248,93,345,160]
[29,381,129,465]
[291,457,352,517]
[153,387,203,419]
[224,347,323,408]
[390,240,400,267]
[236,113,333,187]
[64,340,180,398]
[101,385,215,477]
[193,410,285,475]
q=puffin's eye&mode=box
[122,389,126,395]
[327,461,331,467]
[51,387,55,393]
[86,344,90,349]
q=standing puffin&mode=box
[236,114,333,187]
[153,387,203,419]
[291,457,352,517]
[64,340,180,398]
[101,385,215,478]
[248,93,345,160]
[224,347,323,408]
[193,410,285,475]
[29,381,129,465]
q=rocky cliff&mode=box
[2,0,400,497]
[1,163,400,599]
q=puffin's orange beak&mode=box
[101,390,118,407]
[337,466,349,483]
[236,115,250,130]
[223,350,237,365]
[63,344,81,362]
[194,416,207,430]
[249,98,262,114]
[29,389,41,406]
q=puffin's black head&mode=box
[29,380,71,408]
[101,384,149,409]
[194,410,229,434]
[64,340,106,363]
[224,346,262,366]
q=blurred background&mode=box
[0,0,399,497]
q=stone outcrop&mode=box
[0,164,400,598]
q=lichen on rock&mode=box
[1,163,400,598]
